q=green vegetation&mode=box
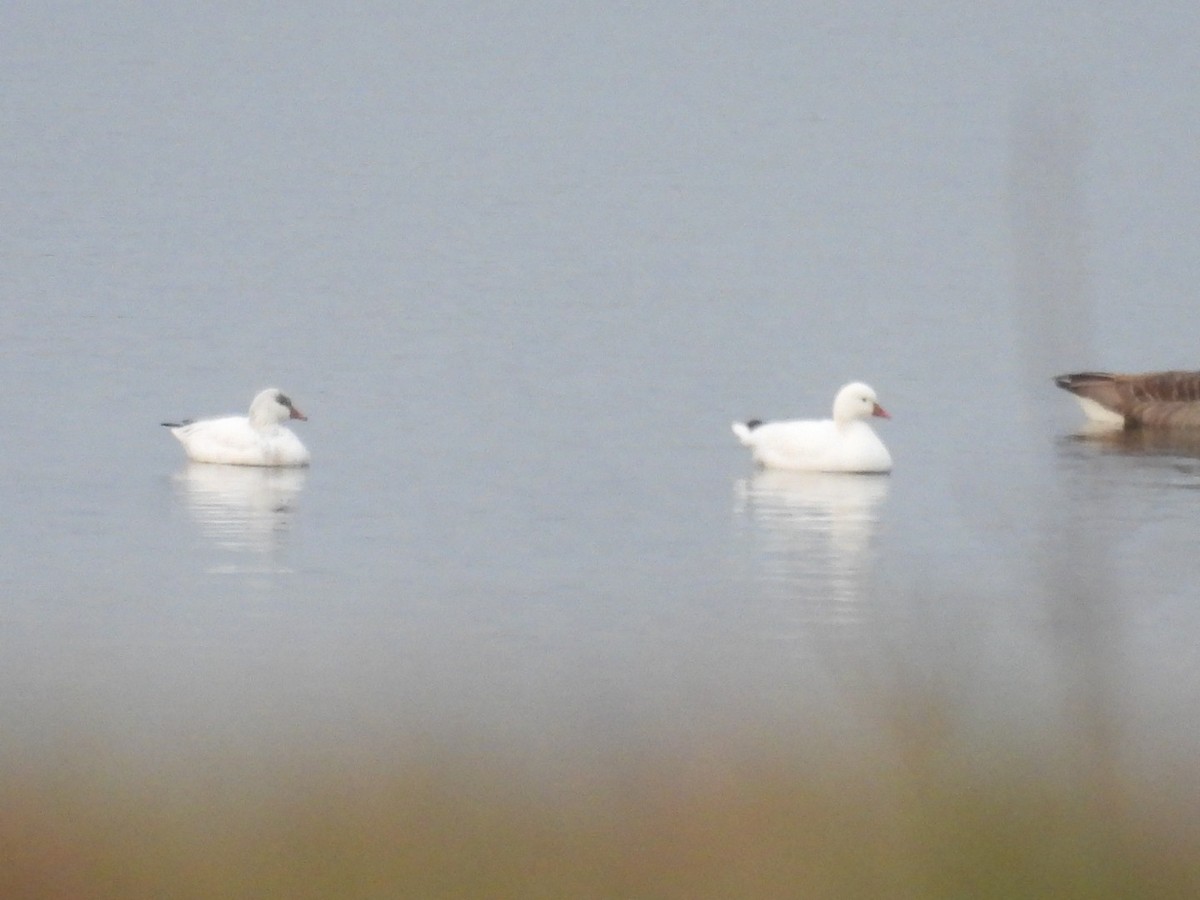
[2,717,1197,899]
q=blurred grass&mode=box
[2,715,1198,899]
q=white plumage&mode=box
[163,388,310,467]
[731,382,892,473]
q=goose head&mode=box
[832,382,890,424]
[248,388,307,428]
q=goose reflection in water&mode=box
[1065,424,1200,463]
[172,464,307,572]
[734,470,889,620]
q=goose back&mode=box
[1055,370,1200,427]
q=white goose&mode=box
[731,382,892,473]
[162,389,311,467]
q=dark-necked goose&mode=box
[163,388,311,466]
[731,382,893,473]
[1054,370,1200,428]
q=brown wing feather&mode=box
[1119,370,1200,403]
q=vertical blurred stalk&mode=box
[1009,90,1125,865]
[1011,92,1092,383]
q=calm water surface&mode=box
[3,4,1200,762]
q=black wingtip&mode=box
[1054,372,1113,391]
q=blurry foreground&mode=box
[3,705,1198,899]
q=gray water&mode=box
[4,3,1200,762]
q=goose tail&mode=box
[731,419,763,445]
